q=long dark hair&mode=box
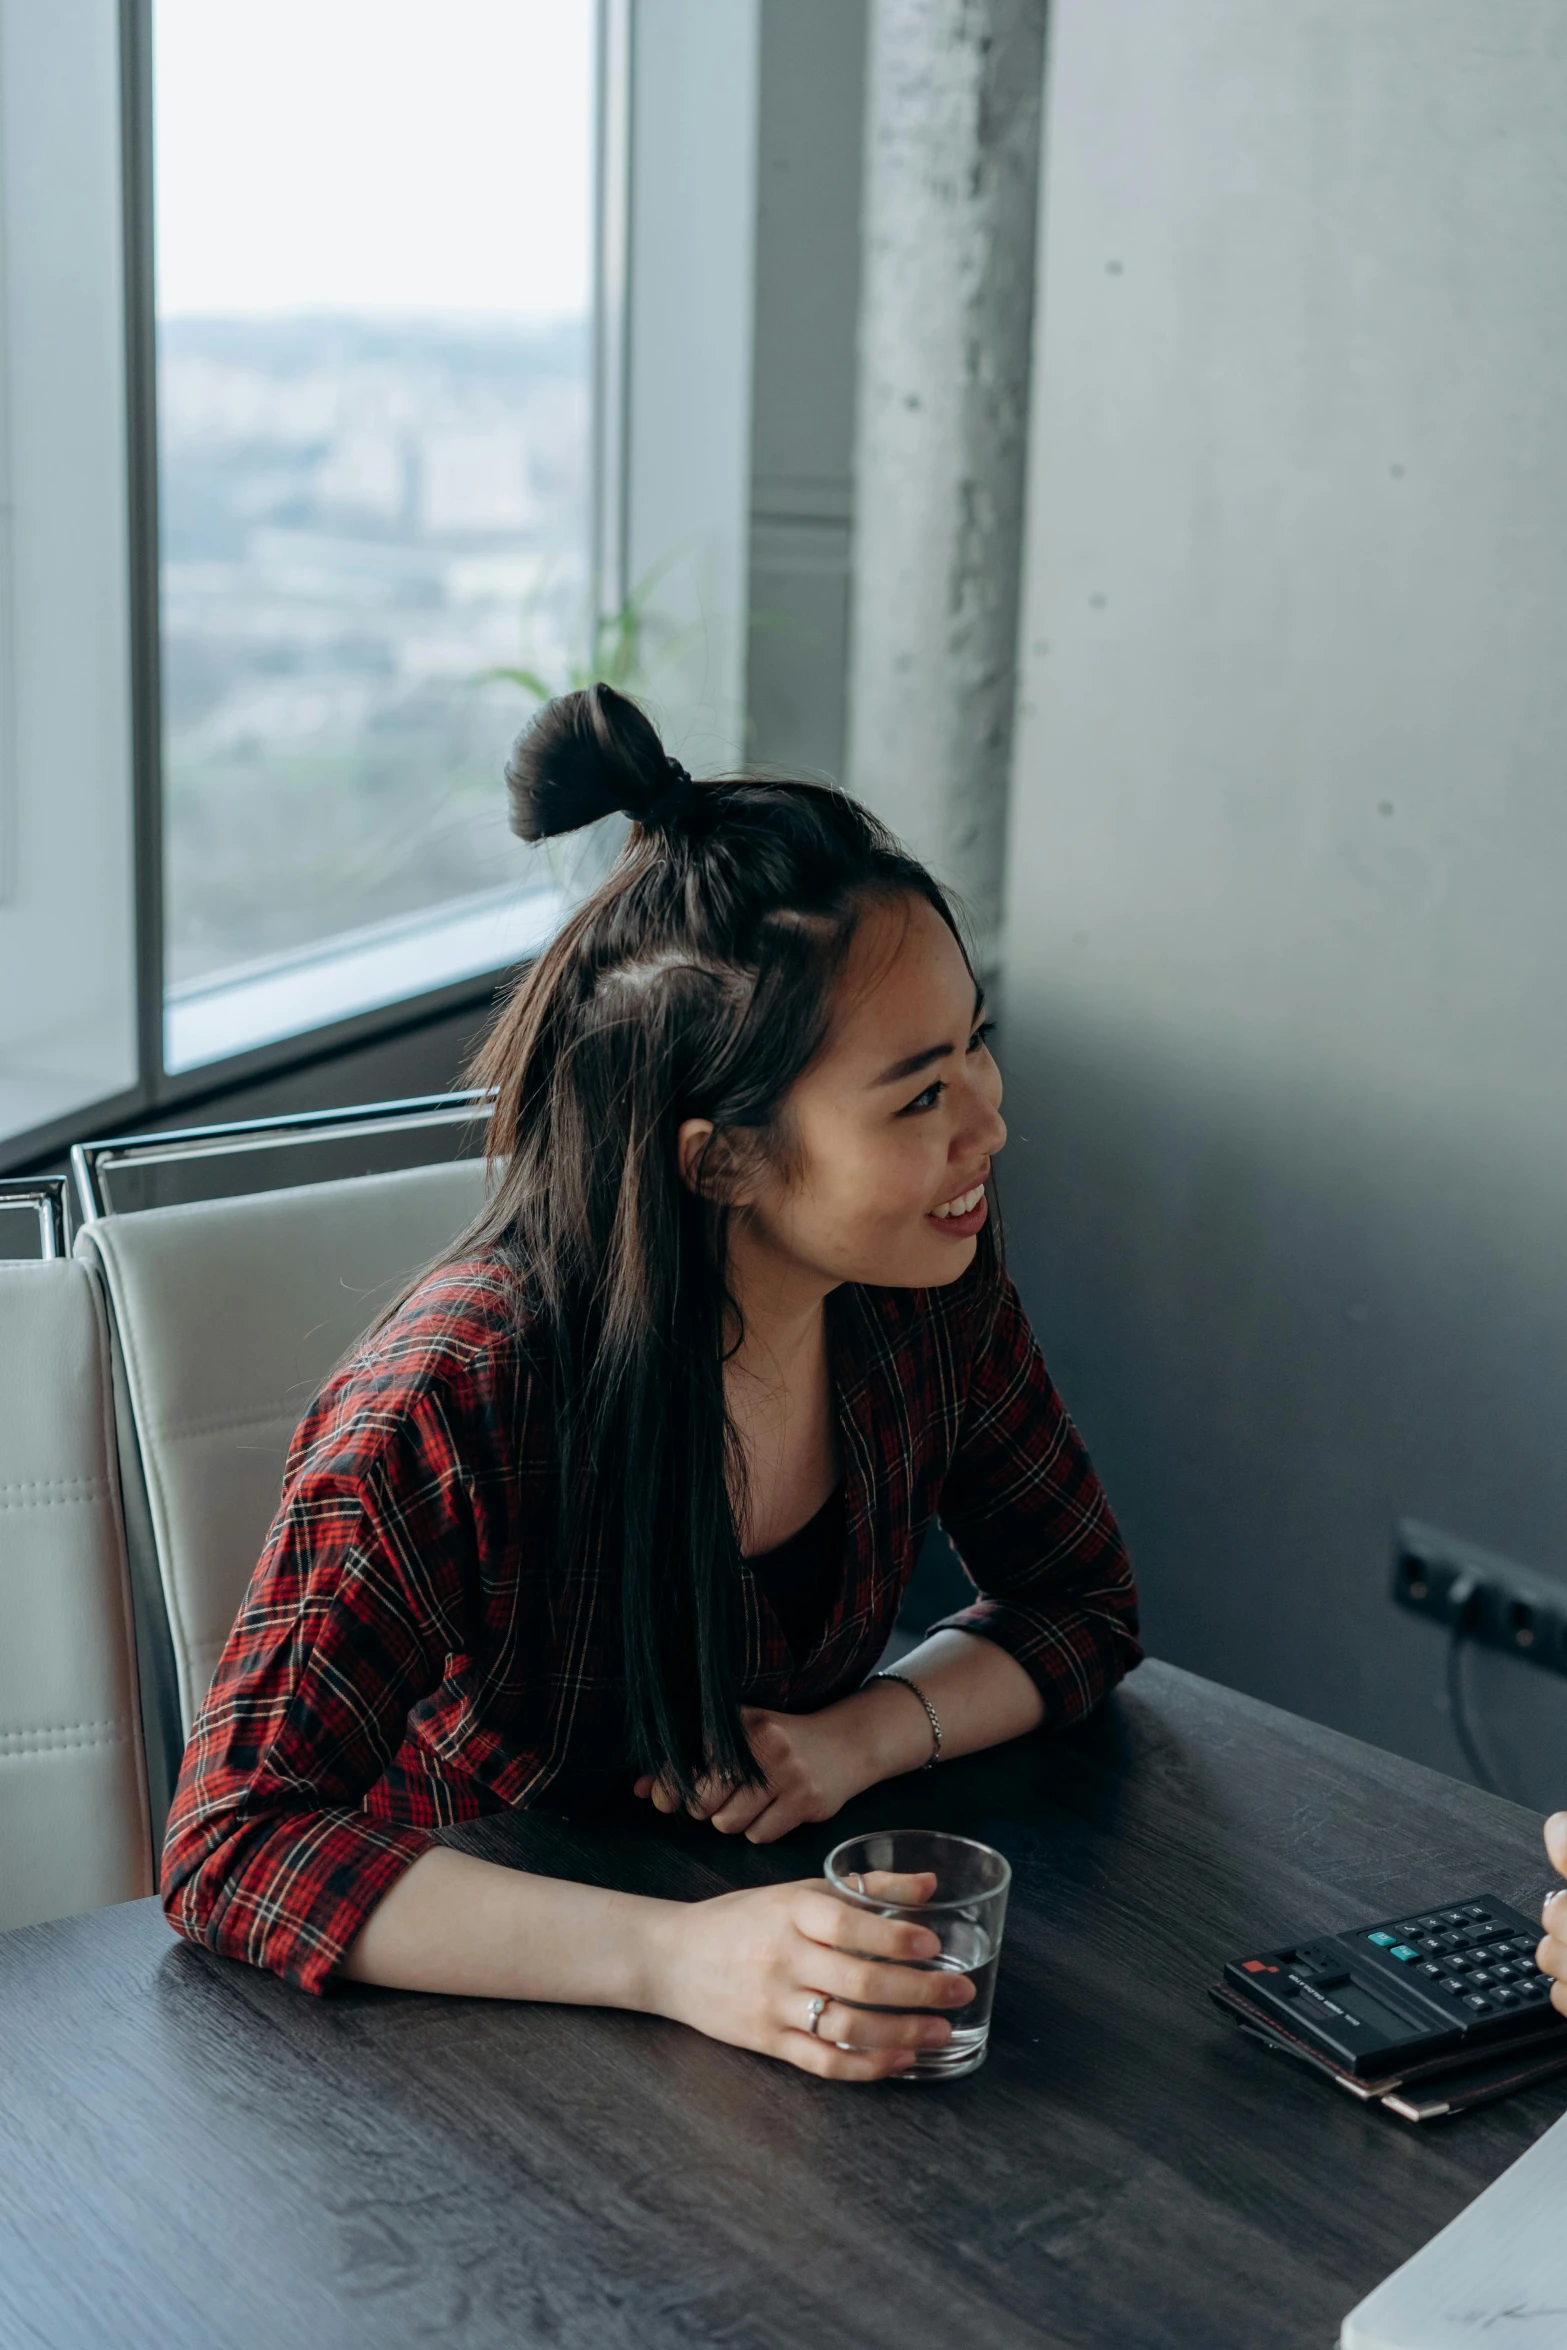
[455,684,997,1801]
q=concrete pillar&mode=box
[846,0,1047,977]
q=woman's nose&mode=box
[961,1076,1006,1160]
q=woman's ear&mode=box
[676,1117,718,1198]
[676,1117,754,1204]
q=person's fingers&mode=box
[777,2030,918,2083]
[632,1775,654,1800]
[1544,1811,1567,1876]
[1537,1931,1567,1980]
[686,1774,736,1821]
[645,1768,766,1822]
[1541,1886,1567,1935]
[793,1998,955,2052]
[708,1783,775,1836]
[742,1795,809,1844]
[854,1869,940,1906]
[806,1941,976,2015]
[793,1887,940,1962]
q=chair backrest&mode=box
[0,1245,153,1930]
[74,1157,488,1820]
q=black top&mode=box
[747,1484,847,1661]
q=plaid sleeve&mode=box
[928,1275,1142,1724]
[160,1422,467,1996]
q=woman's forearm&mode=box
[338,1845,682,2005]
[342,1845,976,2081]
[830,1627,1046,1786]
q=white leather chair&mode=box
[72,1124,488,1831]
[0,1180,153,1930]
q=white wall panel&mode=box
[0,0,137,1144]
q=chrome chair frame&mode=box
[72,1089,493,1223]
[0,1176,70,1259]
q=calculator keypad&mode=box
[1357,1898,1554,2018]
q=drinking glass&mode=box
[823,1828,1012,2080]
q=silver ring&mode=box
[806,1994,827,2036]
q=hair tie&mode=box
[642,755,694,834]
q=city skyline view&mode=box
[159,312,591,986]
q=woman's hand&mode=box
[634,1634,1046,1843]
[1536,1811,1567,2014]
[634,1703,883,1843]
[648,1868,973,2080]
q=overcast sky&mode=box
[154,0,594,320]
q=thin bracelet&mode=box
[870,1669,942,1769]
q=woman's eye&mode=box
[898,1025,994,1116]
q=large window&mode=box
[152,0,596,1070]
[0,0,762,1170]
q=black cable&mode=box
[1446,1631,1502,1794]
[1445,1577,1510,1798]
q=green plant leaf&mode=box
[477,664,556,701]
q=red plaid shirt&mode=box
[162,1255,1140,1993]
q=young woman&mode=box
[162,684,1141,2082]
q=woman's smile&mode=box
[926,1179,989,1236]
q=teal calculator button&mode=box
[1391,1944,1419,1960]
[1368,1932,1397,1946]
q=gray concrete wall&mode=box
[847,0,1047,975]
[745,0,866,782]
[1003,0,1567,1805]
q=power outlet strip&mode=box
[1393,1518,1567,1680]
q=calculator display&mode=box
[1334,1982,1423,2042]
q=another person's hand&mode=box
[1537,1811,1567,2015]
[633,1704,876,1843]
[650,1868,973,2079]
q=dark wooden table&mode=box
[2,1660,1562,2350]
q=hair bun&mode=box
[505,683,690,843]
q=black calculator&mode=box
[1223,1893,1562,2079]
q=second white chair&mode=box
[75,1153,488,1826]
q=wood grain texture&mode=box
[0,1660,1562,2350]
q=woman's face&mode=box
[729,891,1007,1296]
